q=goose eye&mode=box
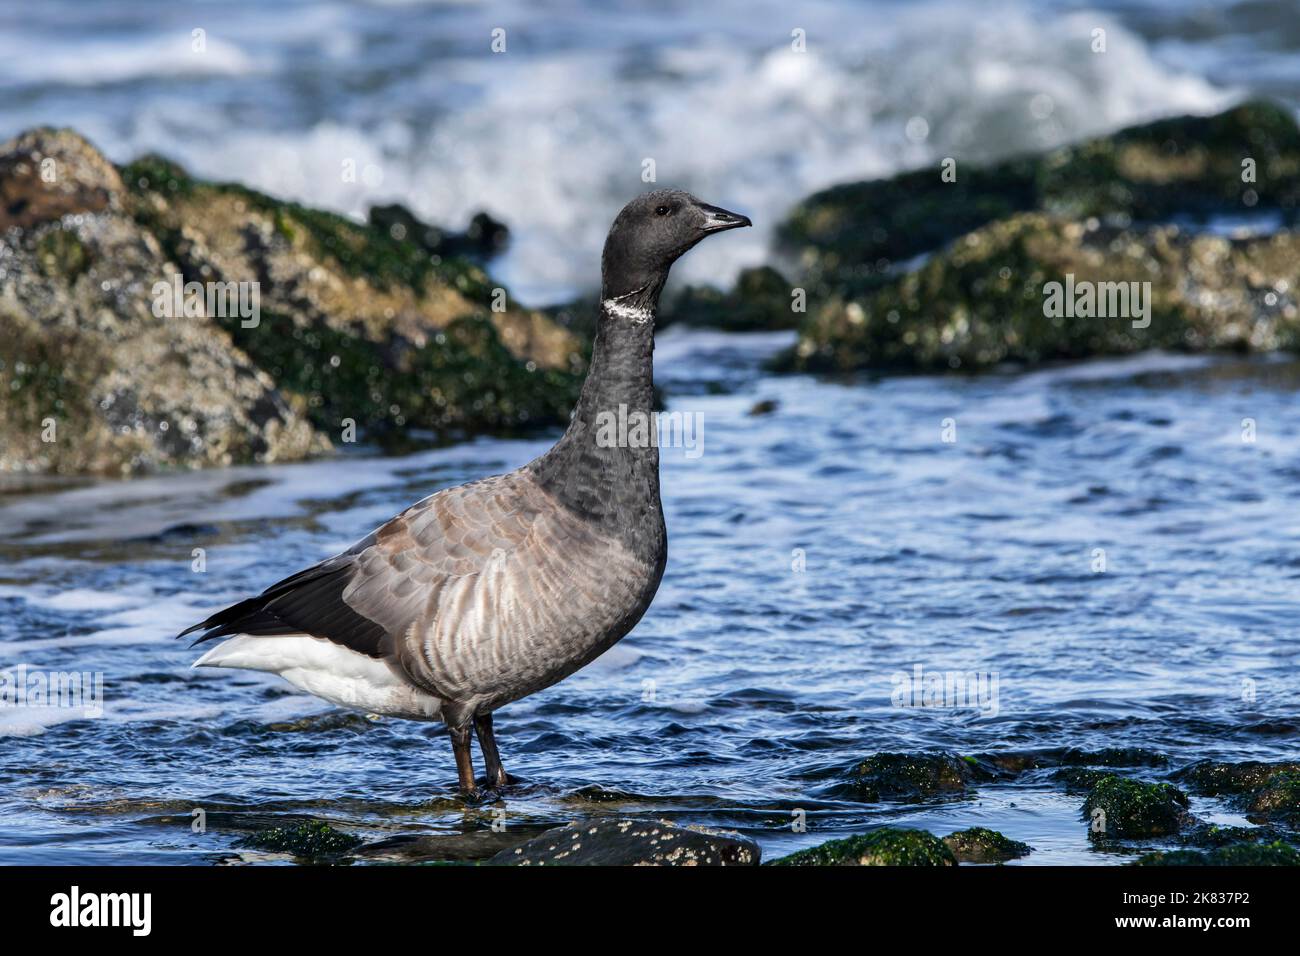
[655,205,670,216]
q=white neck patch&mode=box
[602,298,654,323]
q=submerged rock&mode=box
[942,827,1032,864]
[843,752,982,802]
[769,828,956,866]
[0,128,585,476]
[776,213,1300,373]
[357,830,533,864]
[238,821,362,861]
[488,819,760,866]
[1175,759,1300,796]
[1135,842,1300,866]
[1083,775,1192,840]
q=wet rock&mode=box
[775,213,1300,373]
[0,128,586,475]
[368,204,509,263]
[942,827,1032,863]
[843,752,982,802]
[1082,775,1192,840]
[1247,770,1300,822]
[778,100,1300,297]
[488,819,760,866]
[1059,747,1168,768]
[238,821,362,861]
[662,265,800,331]
[0,130,325,476]
[1179,823,1287,849]
[1135,842,1300,866]
[747,398,779,416]
[358,830,534,863]
[121,152,585,442]
[769,828,956,866]
[1175,759,1300,796]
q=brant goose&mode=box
[181,190,751,796]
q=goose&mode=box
[180,189,751,796]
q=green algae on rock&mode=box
[1135,841,1300,866]
[778,100,1300,299]
[775,213,1300,373]
[942,827,1032,864]
[769,828,956,866]
[0,129,326,477]
[0,127,587,477]
[120,151,585,441]
[844,752,982,802]
[1082,775,1192,840]
[238,821,362,861]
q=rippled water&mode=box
[2,330,1297,865]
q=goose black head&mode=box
[601,189,751,303]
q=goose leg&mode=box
[474,712,510,788]
[449,724,478,797]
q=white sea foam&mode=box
[0,1,1238,304]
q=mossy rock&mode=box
[238,821,362,861]
[943,827,1031,863]
[775,213,1300,373]
[778,100,1300,297]
[663,266,800,331]
[1248,770,1300,821]
[119,149,586,445]
[1176,759,1300,796]
[844,752,981,802]
[769,828,956,866]
[1135,841,1300,866]
[1083,775,1192,840]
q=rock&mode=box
[843,752,982,802]
[357,830,533,863]
[747,398,778,416]
[1082,775,1192,840]
[1058,747,1169,768]
[662,265,800,331]
[368,203,509,263]
[1175,759,1300,796]
[775,213,1300,373]
[121,153,585,441]
[488,819,760,866]
[1179,823,1287,849]
[0,128,587,476]
[237,821,361,861]
[0,130,325,476]
[769,828,956,866]
[943,827,1032,864]
[1135,842,1300,866]
[778,100,1300,298]
[0,128,123,231]
[1247,770,1300,822]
